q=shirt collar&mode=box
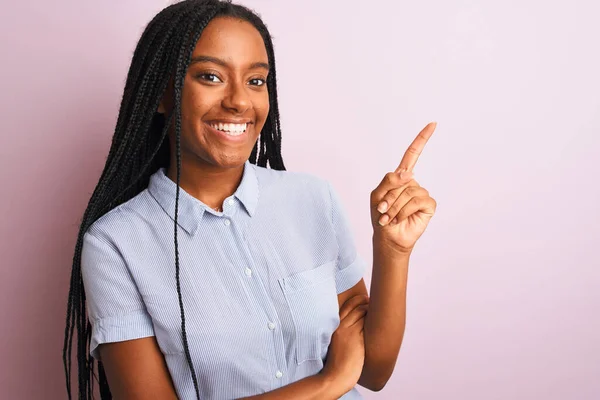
[147,160,259,236]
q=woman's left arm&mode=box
[357,238,410,391]
[357,122,438,391]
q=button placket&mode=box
[231,221,288,381]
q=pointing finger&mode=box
[395,122,437,173]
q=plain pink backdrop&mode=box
[1,0,599,399]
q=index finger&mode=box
[395,122,437,173]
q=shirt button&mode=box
[227,199,235,206]
[267,322,276,330]
[245,267,252,277]
[275,371,283,379]
[224,219,230,226]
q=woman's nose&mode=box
[222,80,251,113]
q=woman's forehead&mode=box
[191,16,268,66]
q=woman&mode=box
[62,0,437,399]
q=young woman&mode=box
[62,1,437,399]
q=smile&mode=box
[204,121,252,143]
[208,122,248,136]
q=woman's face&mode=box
[160,16,270,169]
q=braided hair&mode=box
[62,1,285,398]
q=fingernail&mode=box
[378,214,390,226]
[377,201,388,213]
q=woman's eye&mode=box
[249,78,266,86]
[198,73,222,83]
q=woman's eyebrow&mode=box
[190,55,269,71]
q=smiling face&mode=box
[160,16,270,170]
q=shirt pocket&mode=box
[278,260,340,365]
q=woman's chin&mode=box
[206,152,253,169]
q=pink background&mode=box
[1,0,599,398]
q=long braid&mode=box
[62,24,185,395]
[172,4,222,398]
[63,1,286,399]
[62,3,191,395]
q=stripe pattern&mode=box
[81,160,366,399]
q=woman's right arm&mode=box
[99,337,178,400]
[81,230,176,398]
[101,341,342,400]
[239,373,345,400]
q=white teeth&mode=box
[210,122,247,136]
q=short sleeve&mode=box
[326,181,367,294]
[81,230,155,360]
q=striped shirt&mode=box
[81,160,367,399]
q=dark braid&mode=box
[62,1,285,398]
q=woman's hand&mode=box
[321,294,369,395]
[370,122,438,256]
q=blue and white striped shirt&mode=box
[81,160,367,399]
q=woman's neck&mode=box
[165,159,245,211]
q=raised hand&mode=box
[369,122,438,254]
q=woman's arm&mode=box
[239,372,346,400]
[359,238,410,390]
[99,337,178,400]
[100,338,348,400]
